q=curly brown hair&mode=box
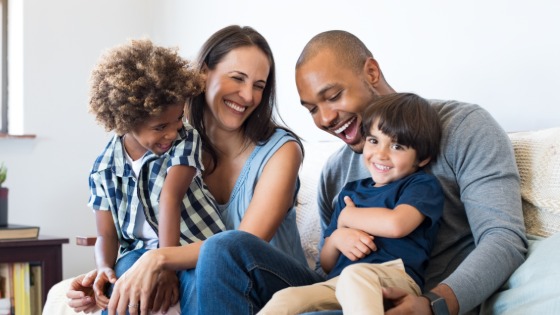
[89,39,204,135]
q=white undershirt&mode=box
[124,151,159,249]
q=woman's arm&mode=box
[159,165,196,247]
[237,141,303,241]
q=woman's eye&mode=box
[254,84,265,91]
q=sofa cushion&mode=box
[509,127,560,237]
[480,232,560,314]
[296,141,343,268]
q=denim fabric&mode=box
[178,268,197,313]
[196,230,325,314]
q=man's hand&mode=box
[383,284,459,315]
[383,287,431,315]
[332,227,376,261]
[66,269,100,314]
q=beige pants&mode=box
[258,259,421,315]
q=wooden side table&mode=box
[0,235,69,306]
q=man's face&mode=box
[296,51,378,153]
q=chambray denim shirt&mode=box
[87,122,225,256]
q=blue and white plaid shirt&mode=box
[88,122,225,256]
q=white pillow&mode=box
[509,127,560,237]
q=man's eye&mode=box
[327,91,342,102]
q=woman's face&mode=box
[204,45,270,132]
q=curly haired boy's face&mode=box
[204,46,270,132]
[124,103,184,160]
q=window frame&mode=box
[0,0,7,134]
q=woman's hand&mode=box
[107,250,162,315]
[66,269,100,314]
[148,269,179,313]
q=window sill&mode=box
[0,133,36,139]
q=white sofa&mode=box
[44,127,560,314]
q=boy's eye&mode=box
[391,143,406,150]
[366,137,377,144]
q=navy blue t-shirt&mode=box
[324,170,444,288]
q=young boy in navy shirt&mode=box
[260,93,444,314]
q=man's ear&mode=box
[417,157,431,168]
[363,57,381,85]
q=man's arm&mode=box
[438,108,527,313]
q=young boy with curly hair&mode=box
[87,39,225,313]
[259,93,444,314]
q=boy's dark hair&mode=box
[361,93,442,164]
[89,39,204,135]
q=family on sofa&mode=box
[54,24,559,315]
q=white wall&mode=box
[0,0,558,279]
[157,0,560,141]
[1,0,156,278]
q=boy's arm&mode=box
[337,196,425,238]
[93,210,119,308]
[159,164,196,247]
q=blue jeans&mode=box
[196,230,325,315]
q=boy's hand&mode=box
[93,267,117,310]
[66,270,100,313]
[338,196,357,228]
[332,227,376,261]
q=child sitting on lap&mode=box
[259,93,444,314]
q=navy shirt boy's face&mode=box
[124,103,184,159]
[363,120,430,187]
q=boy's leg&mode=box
[196,230,325,315]
[258,277,340,315]
[335,260,421,314]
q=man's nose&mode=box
[319,106,337,129]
